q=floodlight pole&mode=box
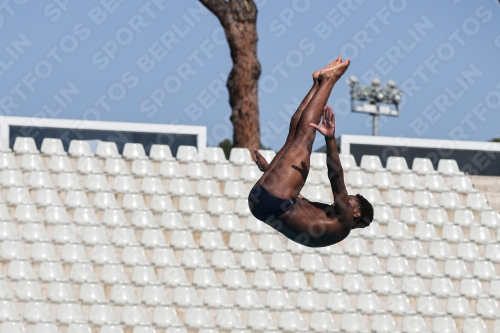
[371,102,379,136]
[373,113,379,136]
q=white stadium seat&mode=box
[176,145,198,162]
[0,153,18,170]
[432,317,458,333]
[329,254,355,274]
[104,158,129,175]
[152,306,181,327]
[346,170,368,187]
[8,187,32,205]
[372,275,398,295]
[401,315,428,332]
[69,140,93,157]
[309,311,337,332]
[216,308,244,330]
[41,138,65,155]
[141,176,165,194]
[326,291,354,312]
[224,269,250,289]
[247,309,275,331]
[360,155,383,171]
[412,158,434,174]
[229,148,252,165]
[457,242,480,262]
[373,171,396,189]
[77,157,101,174]
[224,180,247,198]
[386,156,409,173]
[427,207,449,225]
[14,204,41,223]
[279,310,307,331]
[452,175,476,193]
[343,273,369,293]
[57,172,81,190]
[213,163,237,180]
[339,153,357,170]
[16,280,44,301]
[431,277,455,297]
[14,137,38,154]
[56,303,85,324]
[79,283,107,304]
[150,194,176,212]
[386,188,409,206]
[169,178,193,196]
[89,304,117,326]
[39,262,65,283]
[371,314,397,333]
[122,143,147,160]
[284,270,309,290]
[340,313,369,333]
[469,225,492,244]
[96,141,120,158]
[253,269,278,290]
[0,221,17,240]
[373,238,397,257]
[460,278,484,298]
[463,318,488,333]
[466,193,489,210]
[413,190,436,208]
[29,171,54,188]
[204,147,227,164]
[401,240,425,258]
[438,159,462,175]
[399,171,423,190]
[1,169,24,187]
[417,296,445,316]
[240,164,262,182]
[197,179,222,197]
[204,287,231,308]
[50,156,73,173]
[159,161,183,178]
[71,263,98,284]
[103,208,128,227]
[150,144,174,161]
[193,268,219,288]
[424,173,448,191]
[142,285,169,306]
[122,193,147,210]
[480,209,500,228]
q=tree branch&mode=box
[228,0,257,21]
[200,0,257,24]
[199,0,229,22]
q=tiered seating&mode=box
[0,137,499,333]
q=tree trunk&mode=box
[199,0,261,149]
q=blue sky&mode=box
[1,0,499,151]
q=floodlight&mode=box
[371,78,381,88]
[386,80,396,89]
[375,89,386,101]
[348,77,403,136]
[347,75,358,86]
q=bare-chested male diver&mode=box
[248,56,373,247]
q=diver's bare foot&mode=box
[312,70,321,83]
[319,58,350,83]
[327,56,342,68]
[317,56,343,83]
